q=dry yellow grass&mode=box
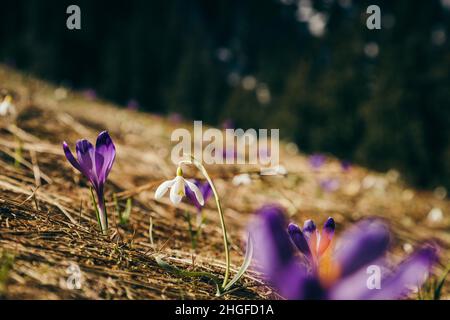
[0,65,448,299]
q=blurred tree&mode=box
[0,0,449,190]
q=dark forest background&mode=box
[0,0,449,190]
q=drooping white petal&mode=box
[185,179,205,206]
[169,176,185,204]
[155,178,176,199]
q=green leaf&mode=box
[222,233,253,293]
[434,263,450,300]
[119,198,132,225]
[155,256,222,296]
[0,251,14,295]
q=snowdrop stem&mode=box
[179,155,231,288]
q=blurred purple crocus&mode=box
[341,160,351,172]
[82,88,97,100]
[63,131,116,235]
[221,118,235,129]
[249,205,438,300]
[309,154,326,169]
[185,179,212,226]
[168,112,183,124]
[319,178,340,192]
[126,99,140,111]
[185,180,212,212]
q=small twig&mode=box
[18,185,40,207]
[149,217,154,246]
[29,149,41,187]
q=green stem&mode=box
[179,155,231,289]
[90,187,108,235]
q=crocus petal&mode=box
[249,205,325,300]
[328,257,389,300]
[303,220,318,256]
[334,219,390,278]
[185,180,204,206]
[368,246,438,300]
[303,220,317,237]
[95,131,116,183]
[169,176,185,204]
[200,182,213,202]
[185,182,202,211]
[62,141,83,173]
[288,223,311,257]
[185,181,211,211]
[250,205,296,274]
[75,139,97,184]
[155,178,176,199]
[309,154,326,169]
[318,217,335,256]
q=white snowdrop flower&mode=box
[427,207,444,223]
[232,173,252,186]
[0,95,16,116]
[154,167,204,205]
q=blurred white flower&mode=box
[155,167,204,205]
[0,95,16,116]
[256,83,271,105]
[364,42,379,59]
[232,173,252,186]
[308,13,327,37]
[402,189,415,201]
[54,87,68,100]
[386,169,400,183]
[427,207,444,223]
[441,0,450,10]
[242,75,257,91]
[285,142,299,155]
[260,165,287,176]
[403,243,413,254]
[433,186,447,200]
[362,174,386,192]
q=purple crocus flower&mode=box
[82,88,97,100]
[221,119,235,129]
[249,205,438,300]
[168,112,183,124]
[126,99,140,111]
[341,160,351,172]
[185,179,212,227]
[62,131,116,235]
[185,179,212,212]
[309,154,326,169]
[319,178,340,192]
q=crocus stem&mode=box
[90,187,108,235]
[179,155,231,288]
[97,196,108,235]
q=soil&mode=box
[0,65,448,299]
